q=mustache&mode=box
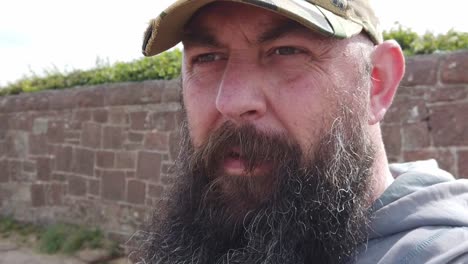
[188,122,301,175]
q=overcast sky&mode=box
[1,0,467,86]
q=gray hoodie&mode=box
[355,160,468,264]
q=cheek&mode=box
[269,69,332,151]
[182,74,220,147]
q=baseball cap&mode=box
[142,0,382,57]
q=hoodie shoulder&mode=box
[355,160,468,264]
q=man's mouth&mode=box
[222,147,269,176]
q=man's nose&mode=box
[215,60,267,123]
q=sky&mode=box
[1,0,467,86]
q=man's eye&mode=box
[194,53,222,63]
[273,47,302,56]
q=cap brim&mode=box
[143,0,363,56]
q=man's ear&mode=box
[368,40,405,125]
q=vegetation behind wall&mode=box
[0,26,467,96]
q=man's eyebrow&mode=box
[182,29,222,48]
[257,21,310,44]
[181,21,310,48]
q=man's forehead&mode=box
[185,1,291,32]
[182,2,329,47]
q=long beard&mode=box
[136,107,375,264]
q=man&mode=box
[137,0,468,263]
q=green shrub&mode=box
[384,24,468,56]
[39,224,68,254]
[1,27,468,97]
[38,224,105,255]
[0,49,182,97]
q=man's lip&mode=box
[222,156,270,176]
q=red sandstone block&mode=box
[54,145,73,172]
[384,96,428,124]
[68,175,87,196]
[148,184,164,198]
[150,112,176,132]
[0,159,9,182]
[96,150,115,168]
[128,132,144,143]
[102,126,125,149]
[136,151,161,181]
[104,83,146,106]
[8,113,34,131]
[22,93,49,112]
[169,132,181,161]
[430,103,468,147]
[93,109,108,123]
[81,122,102,148]
[74,110,92,122]
[381,124,402,158]
[65,131,81,143]
[130,112,148,130]
[29,134,48,155]
[22,160,36,173]
[47,183,64,206]
[5,132,29,159]
[115,151,136,169]
[400,55,440,86]
[51,172,67,182]
[0,114,9,130]
[36,157,52,181]
[161,83,181,103]
[101,170,126,201]
[72,147,95,176]
[31,184,46,207]
[144,131,169,151]
[49,89,78,110]
[108,108,129,125]
[426,86,468,103]
[88,178,100,196]
[441,52,468,84]
[126,171,136,179]
[127,180,146,204]
[47,121,65,143]
[76,87,105,108]
[402,122,431,150]
[0,141,4,158]
[403,149,456,176]
[458,150,468,179]
[8,160,24,181]
[104,82,163,106]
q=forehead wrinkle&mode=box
[182,28,222,48]
[182,2,338,51]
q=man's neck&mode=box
[369,125,394,203]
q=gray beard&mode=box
[136,108,375,264]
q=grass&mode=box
[0,216,120,256]
[0,216,40,238]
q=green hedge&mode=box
[1,26,467,97]
[0,49,182,97]
[383,24,468,56]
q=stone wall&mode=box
[0,80,182,241]
[382,50,468,179]
[0,51,467,241]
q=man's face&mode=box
[139,2,377,264]
[182,2,371,177]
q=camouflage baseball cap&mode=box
[142,0,382,56]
